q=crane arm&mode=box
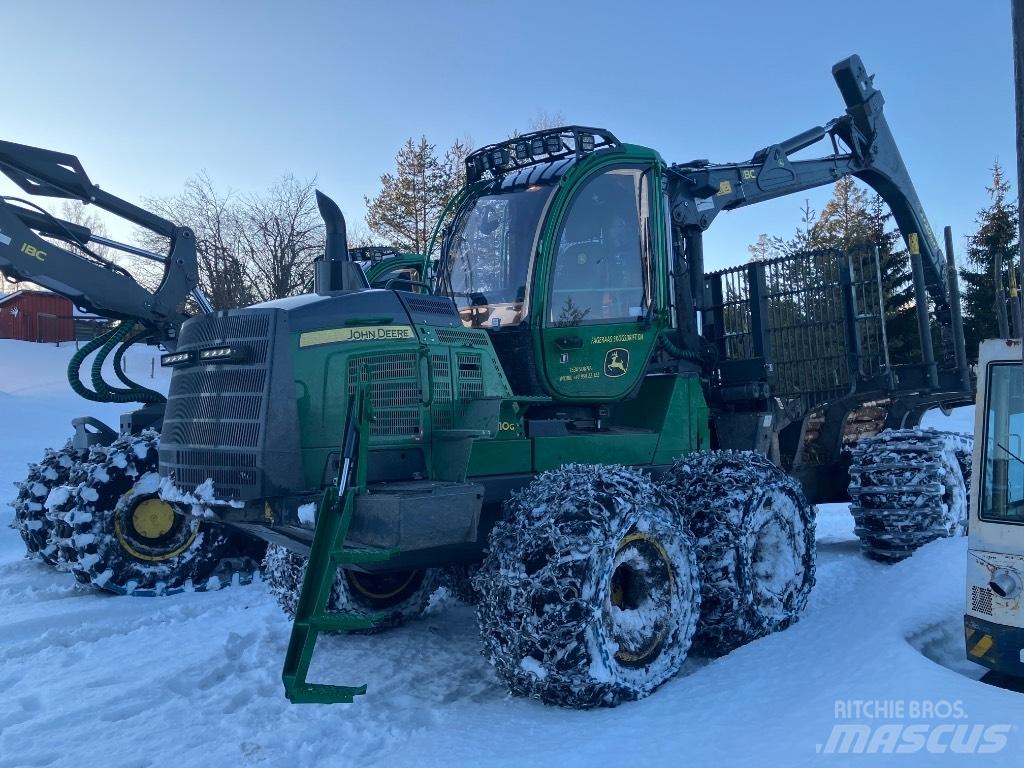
[0,140,201,342]
[667,55,948,312]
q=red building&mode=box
[0,290,75,342]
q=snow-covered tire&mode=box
[10,441,78,567]
[662,451,816,656]
[440,563,481,605]
[66,430,257,595]
[262,544,440,629]
[474,464,701,708]
[848,428,973,563]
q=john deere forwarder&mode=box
[1,55,974,707]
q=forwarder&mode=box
[0,55,973,706]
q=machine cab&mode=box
[965,338,1024,680]
[436,127,670,403]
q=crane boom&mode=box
[668,55,949,315]
[0,140,200,343]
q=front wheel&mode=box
[67,431,259,595]
[262,544,439,630]
[474,464,701,708]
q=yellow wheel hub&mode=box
[131,498,176,539]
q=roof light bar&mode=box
[465,126,620,183]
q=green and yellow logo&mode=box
[604,348,629,377]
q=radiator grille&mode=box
[431,354,453,429]
[404,295,459,318]
[457,353,484,400]
[435,328,489,346]
[160,311,273,499]
[348,352,422,438]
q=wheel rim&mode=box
[132,498,175,539]
[345,569,424,608]
[114,494,198,562]
[606,531,675,667]
[749,490,805,606]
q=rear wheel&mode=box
[848,429,972,562]
[661,450,816,656]
[262,544,439,629]
[474,463,701,708]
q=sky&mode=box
[0,0,1017,272]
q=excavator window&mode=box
[444,182,555,329]
[547,166,650,326]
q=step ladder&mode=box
[281,386,395,704]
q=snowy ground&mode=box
[1,340,1023,767]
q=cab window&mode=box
[981,363,1024,523]
[371,265,421,291]
[548,167,651,327]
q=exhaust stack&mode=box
[314,190,369,295]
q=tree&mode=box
[365,136,463,253]
[140,173,253,310]
[960,161,1020,359]
[865,193,917,364]
[238,174,323,302]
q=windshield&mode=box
[981,362,1024,523]
[441,183,555,329]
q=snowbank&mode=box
[1,341,1020,766]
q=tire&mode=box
[848,428,973,563]
[440,563,481,605]
[67,430,258,595]
[662,451,816,656]
[10,441,78,568]
[474,464,701,709]
[262,544,440,630]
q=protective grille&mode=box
[347,352,422,438]
[160,311,273,499]
[703,248,888,412]
[457,353,484,400]
[403,294,459,318]
[435,328,489,346]
[971,585,994,616]
[431,354,453,429]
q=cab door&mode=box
[536,163,660,401]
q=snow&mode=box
[297,502,317,526]
[2,342,1023,766]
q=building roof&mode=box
[0,289,72,306]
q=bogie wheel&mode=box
[848,428,973,563]
[474,463,701,708]
[262,544,440,629]
[440,563,481,605]
[10,441,78,567]
[67,430,258,595]
[662,451,816,656]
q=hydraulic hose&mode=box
[67,322,165,405]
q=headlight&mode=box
[198,346,246,363]
[160,351,193,367]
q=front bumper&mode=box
[964,614,1024,678]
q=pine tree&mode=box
[960,161,1019,360]
[365,136,469,253]
[866,193,917,364]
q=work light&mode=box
[160,351,192,367]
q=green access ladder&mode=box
[281,387,395,704]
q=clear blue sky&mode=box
[1,0,1016,270]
